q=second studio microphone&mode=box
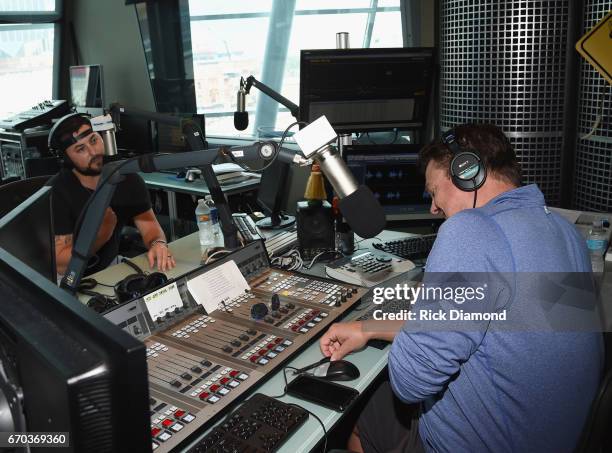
[293,116,386,239]
[234,86,249,131]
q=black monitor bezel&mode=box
[299,47,435,134]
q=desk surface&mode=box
[140,171,260,196]
[79,229,418,452]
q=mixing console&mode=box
[102,241,368,452]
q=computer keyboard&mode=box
[325,251,415,287]
[188,393,308,453]
[356,294,415,321]
[233,213,265,244]
[372,234,437,260]
[264,226,298,258]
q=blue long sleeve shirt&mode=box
[388,184,603,452]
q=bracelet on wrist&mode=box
[150,239,168,249]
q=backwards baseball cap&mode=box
[48,113,94,154]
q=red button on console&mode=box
[220,377,229,384]
[151,427,161,437]
[161,419,173,428]
[174,410,185,418]
[274,338,283,344]
[229,370,239,377]
[198,392,210,400]
[210,384,220,393]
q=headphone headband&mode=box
[48,113,92,154]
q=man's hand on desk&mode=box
[147,240,176,272]
[320,321,371,361]
[320,320,404,360]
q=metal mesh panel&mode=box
[572,0,612,211]
[439,0,570,206]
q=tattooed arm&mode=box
[55,208,118,275]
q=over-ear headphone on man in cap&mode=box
[47,112,94,169]
[441,129,487,192]
[114,258,168,303]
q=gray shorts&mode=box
[356,381,425,453]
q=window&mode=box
[0,0,60,119]
[188,0,404,138]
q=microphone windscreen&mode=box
[233,111,249,131]
[339,185,386,238]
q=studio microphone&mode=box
[293,116,386,238]
[234,86,249,131]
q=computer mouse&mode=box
[312,359,360,381]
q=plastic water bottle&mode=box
[205,195,222,246]
[195,198,214,248]
[587,220,608,274]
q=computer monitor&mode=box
[300,48,435,133]
[114,114,155,155]
[0,183,56,282]
[69,65,105,109]
[0,250,150,451]
[343,144,431,219]
[115,113,206,156]
[256,159,295,229]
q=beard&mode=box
[74,155,103,176]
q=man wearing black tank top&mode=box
[48,113,176,276]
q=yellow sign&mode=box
[576,10,612,84]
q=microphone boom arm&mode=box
[242,76,300,121]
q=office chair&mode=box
[574,368,612,452]
[0,176,51,218]
[574,332,612,453]
[25,156,60,178]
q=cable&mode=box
[204,249,232,264]
[580,83,610,141]
[303,250,341,270]
[288,403,328,453]
[360,129,400,145]
[268,366,299,399]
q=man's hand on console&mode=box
[320,321,372,361]
[147,240,176,272]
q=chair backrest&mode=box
[24,156,60,178]
[0,176,52,219]
[575,333,612,453]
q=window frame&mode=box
[0,0,63,101]
[189,0,411,139]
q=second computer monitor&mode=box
[0,183,56,282]
[343,144,430,220]
[256,159,295,229]
[69,65,105,111]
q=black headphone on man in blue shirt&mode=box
[441,129,487,192]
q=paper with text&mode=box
[186,260,250,313]
[143,282,182,321]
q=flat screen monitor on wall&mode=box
[300,48,435,134]
[70,65,105,112]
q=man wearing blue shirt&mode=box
[320,124,603,452]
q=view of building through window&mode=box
[0,0,56,118]
[189,1,403,137]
